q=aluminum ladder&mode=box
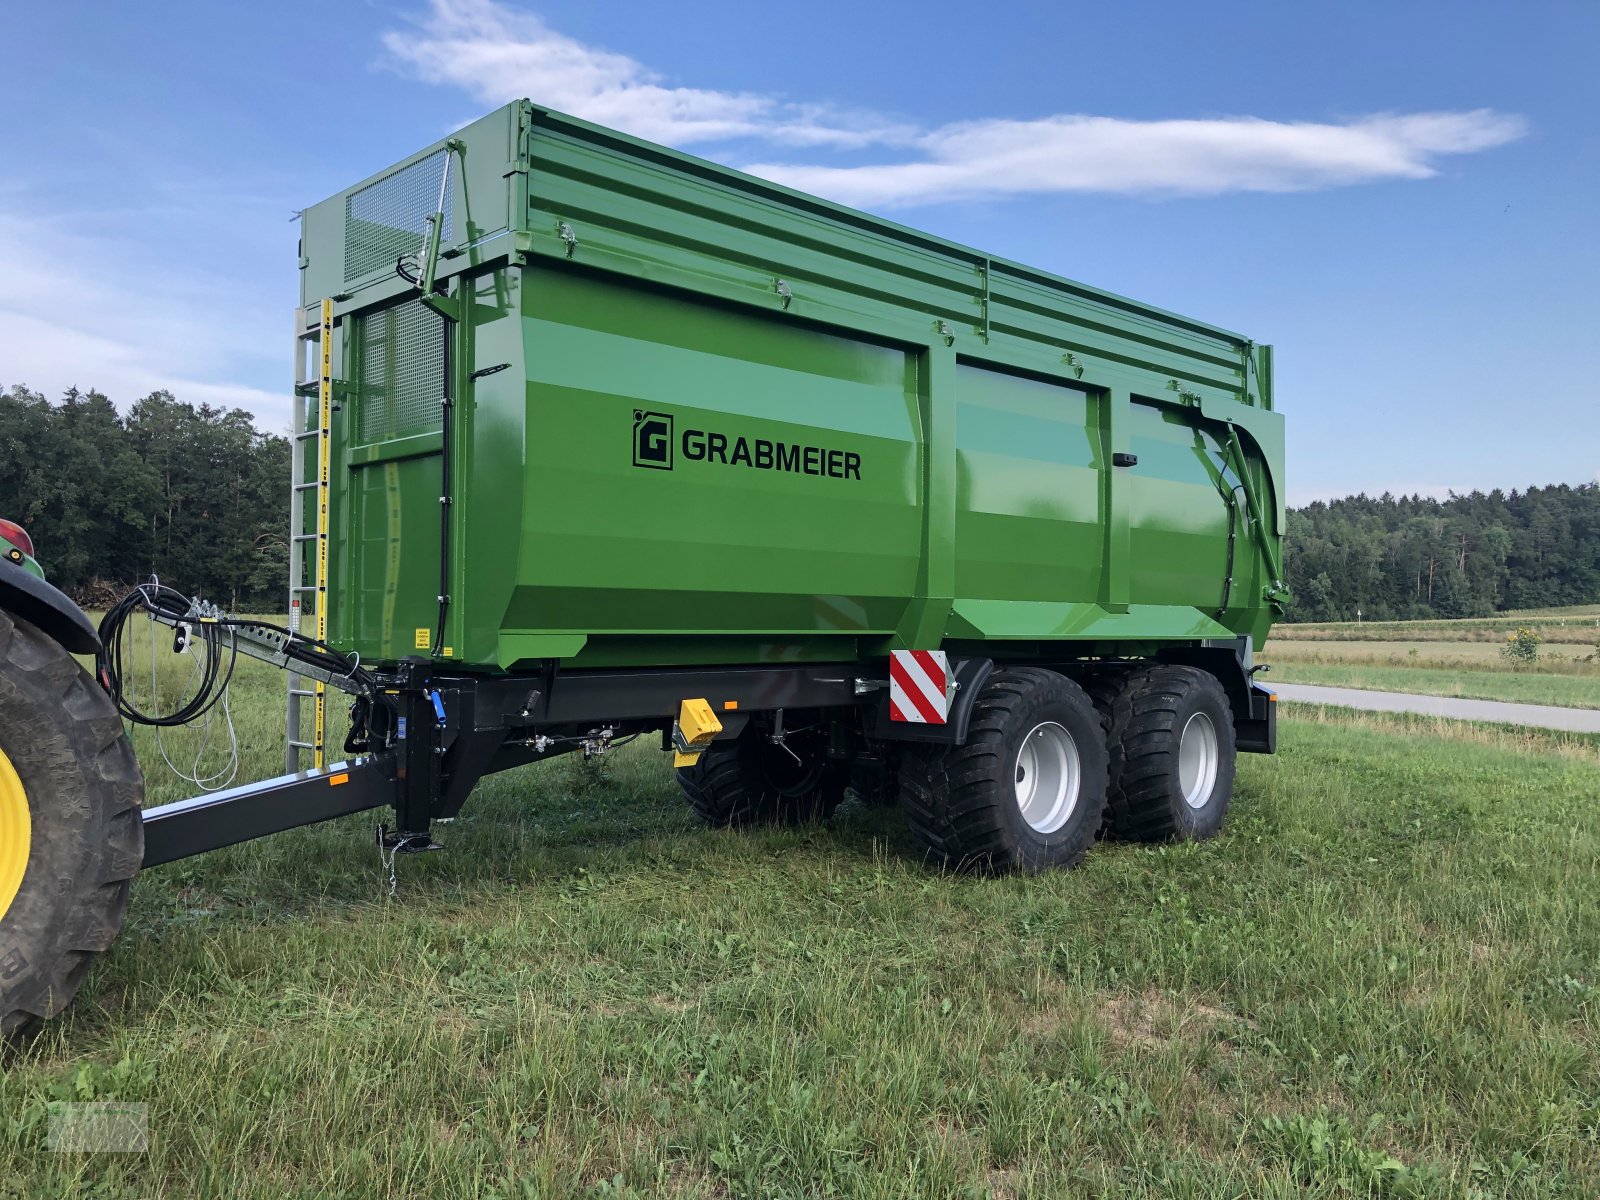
[285,299,334,771]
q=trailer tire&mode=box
[848,748,902,808]
[898,667,1108,873]
[1082,666,1136,740]
[677,723,846,828]
[0,611,143,1043]
[1101,664,1236,842]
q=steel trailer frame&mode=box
[137,637,1275,868]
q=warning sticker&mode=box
[414,628,431,649]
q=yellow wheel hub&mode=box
[0,746,30,924]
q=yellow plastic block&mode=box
[671,697,723,758]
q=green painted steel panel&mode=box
[953,365,1105,606]
[297,101,1285,672]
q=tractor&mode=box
[0,520,142,1038]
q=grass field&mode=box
[1502,605,1600,620]
[1272,604,1600,645]
[1263,604,1600,710]
[3,638,1599,1196]
[1260,662,1600,709]
[1261,640,1600,710]
[1267,639,1600,669]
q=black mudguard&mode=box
[872,657,995,746]
[0,562,99,655]
[1158,640,1276,754]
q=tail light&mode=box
[0,519,34,559]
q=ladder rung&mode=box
[287,317,332,766]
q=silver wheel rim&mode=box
[1014,721,1081,834]
[1178,711,1219,809]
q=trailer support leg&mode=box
[383,660,444,854]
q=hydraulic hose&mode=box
[97,581,374,727]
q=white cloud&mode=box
[746,110,1527,207]
[383,0,1526,207]
[380,0,917,149]
[0,207,289,428]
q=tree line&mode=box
[1285,484,1600,621]
[1,386,289,608]
[2,386,1596,621]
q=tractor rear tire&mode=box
[899,667,1109,873]
[1100,664,1236,842]
[677,721,847,828]
[0,610,143,1042]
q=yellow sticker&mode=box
[441,647,453,657]
[414,628,431,649]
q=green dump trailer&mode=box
[0,100,1283,1037]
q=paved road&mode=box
[1272,683,1600,734]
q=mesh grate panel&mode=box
[355,300,445,444]
[344,149,453,282]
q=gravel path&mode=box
[1272,682,1600,733]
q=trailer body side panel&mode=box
[297,101,1284,672]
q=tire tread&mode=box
[1,611,143,1040]
[677,729,846,828]
[1101,664,1235,842]
[899,668,1107,872]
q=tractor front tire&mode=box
[0,610,143,1042]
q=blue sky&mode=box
[3,0,1595,505]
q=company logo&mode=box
[632,410,674,470]
[630,408,862,481]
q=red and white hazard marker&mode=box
[889,650,950,724]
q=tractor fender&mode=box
[0,561,99,655]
